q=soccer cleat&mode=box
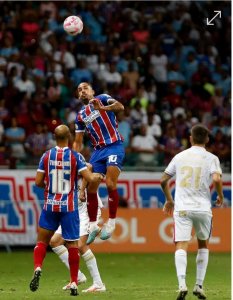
[100,223,115,240]
[29,267,42,292]
[193,285,207,299]
[70,282,79,296]
[86,224,101,245]
[176,286,188,300]
[63,273,87,290]
[82,283,106,293]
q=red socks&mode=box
[68,247,80,284]
[87,192,98,222]
[87,190,119,220]
[108,189,119,218]
[34,241,47,270]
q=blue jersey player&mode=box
[29,125,103,296]
[73,82,125,244]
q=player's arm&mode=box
[73,131,84,153]
[79,168,103,184]
[160,172,174,215]
[79,163,93,202]
[35,171,46,188]
[90,98,124,112]
[212,172,224,206]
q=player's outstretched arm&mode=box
[80,169,104,184]
[90,98,124,112]
[212,172,224,206]
[79,163,93,202]
[160,172,174,215]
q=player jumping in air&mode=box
[73,82,125,244]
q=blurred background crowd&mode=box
[0,1,231,171]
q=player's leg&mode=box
[50,230,87,289]
[79,235,106,293]
[85,180,101,244]
[192,212,211,299]
[62,210,80,296]
[30,210,57,292]
[174,211,192,300]
[86,155,104,244]
[66,240,80,296]
[100,165,120,240]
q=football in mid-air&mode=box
[63,16,83,36]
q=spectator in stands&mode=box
[131,125,158,166]
[5,117,26,167]
[25,123,49,164]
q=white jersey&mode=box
[78,193,103,214]
[165,146,222,212]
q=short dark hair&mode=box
[191,124,209,144]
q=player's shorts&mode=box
[55,203,102,237]
[39,209,80,241]
[173,210,213,242]
[90,141,125,174]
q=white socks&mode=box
[107,218,116,228]
[52,245,84,278]
[196,248,209,286]
[175,249,187,288]
[82,249,103,286]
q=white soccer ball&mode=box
[63,16,83,36]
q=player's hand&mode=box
[215,195,224,207]
[89,98,103,110]
[163,200,174,215]
[79,190,86,202]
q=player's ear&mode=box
[189,135,193,145]
[74,89,79,99]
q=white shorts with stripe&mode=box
[173,210,213,242]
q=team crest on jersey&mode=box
[83,110,101,125]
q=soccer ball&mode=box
[63,16,83,36]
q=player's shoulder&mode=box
[71,150,86,163]
[204,149,219,161]
[96,94,115,101]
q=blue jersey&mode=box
[75,94,123,149]
[37,146,87,212]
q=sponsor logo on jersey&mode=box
[83,110,101,125]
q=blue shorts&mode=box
[90,141,125,174]
[39,209,80,241]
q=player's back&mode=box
[41,146,84,212]
[167,146,222,212]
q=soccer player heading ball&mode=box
[73,82,125,244]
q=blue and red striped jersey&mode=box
[75,94,123,149]
[37,146,87,212]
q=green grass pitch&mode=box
[0,251,231,300]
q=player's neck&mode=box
[56,143,69,149]
[192,143,205,148]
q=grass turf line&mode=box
[0,251,230,300]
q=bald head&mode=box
[54,125,70,142]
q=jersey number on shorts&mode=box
[108,155,117,163]
[50,169,71,193]
[180,166,201,189]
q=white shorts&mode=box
[173,211,213,242]
[55,207,102,237]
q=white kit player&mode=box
[50,177,106,293]
[160,124,224,300]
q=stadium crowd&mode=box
[0,1,231,171]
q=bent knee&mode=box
[105,180,117,191]
[49,234,63,248]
